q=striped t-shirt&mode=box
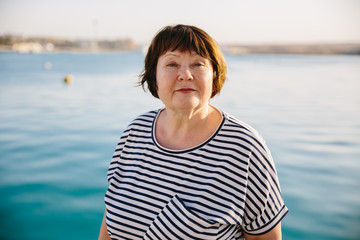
[105,109,288,239]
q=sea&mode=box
[0,51,359,240]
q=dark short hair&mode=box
[140,24,227,98]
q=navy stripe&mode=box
[248,168,267,199]
[250,151,281,194]
[150,220,170,240]
[111,176,173,199]
[105,206,149,228]
[184,198,242,224]
[202,143,249,164]
[220,127,266,152]
[217,225,237,239]
[161,210,191,239]
[109,181,168,204]
[105,193,158,216]
[167,204,219,235]
[128,132,152,138]
[106,216,143,238]
[155,216,172,240]
[187,206,232,225]
[129,122,152,128]
[107,187,162,210]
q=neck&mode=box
[155,105,222,150]
[162,105,211,132]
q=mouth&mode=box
[176,88,195,93]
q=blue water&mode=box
[0,51,359,240]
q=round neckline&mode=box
[151,107,225,154]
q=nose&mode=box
[178,66,193,81]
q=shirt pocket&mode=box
[143,194,220,239]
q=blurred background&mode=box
[0,0,359,239]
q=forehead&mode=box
[161,50,206,59]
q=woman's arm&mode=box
[98,210,111,240]
[244,222,282,240]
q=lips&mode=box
[176,88,195,93]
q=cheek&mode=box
[205,72,214,91]
[155,68,164,94]
[155,75,171,99]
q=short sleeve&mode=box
[107,127,131,182]
[242,134,288,235]
[106,110,157,182]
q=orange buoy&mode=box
[64,74,74,84]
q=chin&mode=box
[173,101,205,111]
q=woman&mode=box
[99,24,288,240]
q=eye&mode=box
[193,62,205,67]
[166,62,178,67]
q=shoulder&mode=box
[128,110,158,127]
[221,112,268,152]
[222,112,278,176]
[118,110,158,138]
[116,110,158,144]
[223,112,259,134]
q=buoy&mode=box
[64,74,74,84]
[44,62,52,70]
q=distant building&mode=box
[12,42,43,53]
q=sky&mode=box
[0,0,359,45]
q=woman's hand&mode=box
[244,222,282,240]
[98,210,111,240]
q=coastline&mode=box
[0,42,359,55]
[221,43,360,55]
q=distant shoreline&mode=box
[0,45,139,54]
[0,38,359,55]
[221,43,360,55]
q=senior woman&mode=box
[99,24,288,240]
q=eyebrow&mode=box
[163,53,179,57]
[162,51,203,58]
